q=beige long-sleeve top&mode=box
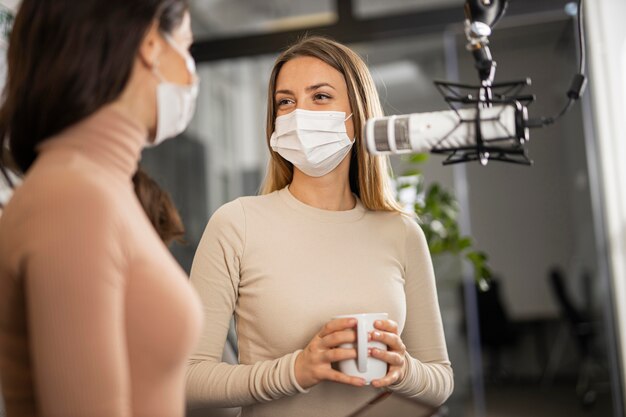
[186,187,453,417]
[0,106,202,417]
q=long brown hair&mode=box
[261,36,403,213]
[133,167,185,245]
[0,0,188,174]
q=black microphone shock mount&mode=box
[430,0,586,166]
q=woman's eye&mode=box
[314,93,331,101]
[277,98,294,106]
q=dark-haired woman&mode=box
[0,1,202,416]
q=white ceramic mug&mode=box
[333,312,389,384]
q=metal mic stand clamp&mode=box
[430,0,536,166]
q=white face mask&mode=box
[270,109,354,177]
[150,35,200,146]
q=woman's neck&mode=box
[288,169,356,211]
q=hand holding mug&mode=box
[294,317,367,389]
[369,318,408,388]
[334,313,390,385]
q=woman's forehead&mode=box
[276,56,346,91]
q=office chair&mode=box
[545,267,602,407]
[466,278,519,381]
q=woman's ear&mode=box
[137,20,163,70]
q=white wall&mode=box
[585,0,626,405]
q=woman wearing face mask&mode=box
[0,1,201,416]
[186,36,453,417]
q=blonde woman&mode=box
[186,36,453,416]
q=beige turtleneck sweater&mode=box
[186,187,453,417]
[0,106,202,417]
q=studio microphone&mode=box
[365,101,531,165]
[362,0,586,166]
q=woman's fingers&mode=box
[319,318,356,338]
[370,330,405,351]
[305,318,408,389]
[322,369,367,387]
[321,328,356,348]
[374,319,399,334]
[323,347,357,362]
[368,325,407,389]
[301,318,394,389]
[370,347,404,366]
[370,367,402,388]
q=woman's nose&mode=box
[296,104,315,111]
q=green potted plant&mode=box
[395,153,494,412]
[396,153,492,289]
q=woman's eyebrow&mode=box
[275,83,336,96]
[306,83,336,92]
[275,89,294,96]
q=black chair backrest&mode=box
[476,279,517,346]
[549,268,585,325]
[548,267,594,355]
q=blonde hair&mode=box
[260,36,403,213]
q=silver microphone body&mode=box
[365,104,528,155]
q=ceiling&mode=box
[189,0,464,40]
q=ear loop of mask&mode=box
[345,113,355,143]
[0,140,15,190]
[0,160,16,210]
[0,164,14,189]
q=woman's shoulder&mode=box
[0,166,125,257]
[210,192,280,222]
[367,207,419,226]
[238,190,282,209]
[14,164,120,218]
[366,208,426,241]
[200,195,278,249]
[209,198,245,225]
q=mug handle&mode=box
[357,318,368,373]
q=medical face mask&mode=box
[150,35,200,146]
[270,109,355,177]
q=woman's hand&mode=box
[295,318,367,389]
[369,319,407,388]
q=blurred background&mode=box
[2,1,626,416]
[148,1,625,416]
